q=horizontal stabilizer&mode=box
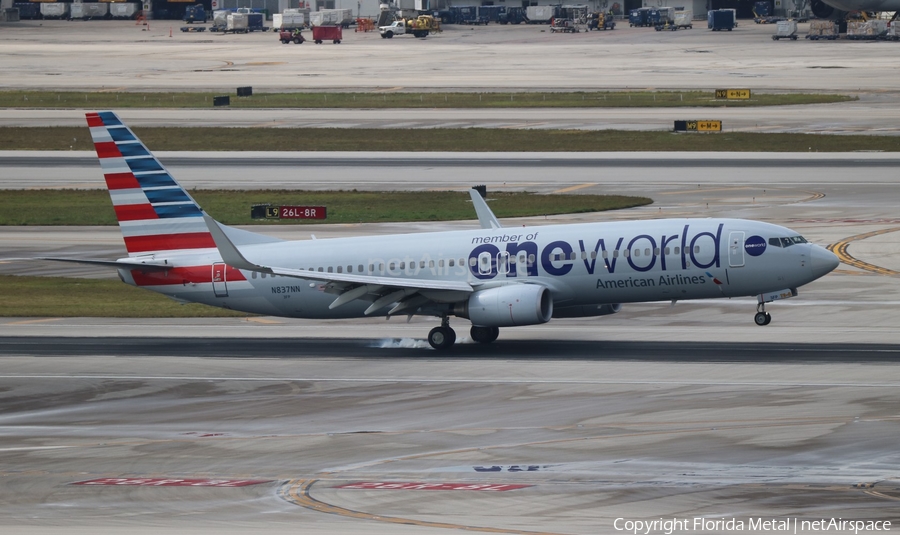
[40,257,172,272]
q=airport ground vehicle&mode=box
[379,15,439,38]
[279,29,306,43]
[183,4,206,23]
[312,25,342,44]
[588,11,616,30]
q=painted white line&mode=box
[1,375,900,388]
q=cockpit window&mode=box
[776,236,808,248]
[768,238,782,247]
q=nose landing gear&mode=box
[754,303,772,326]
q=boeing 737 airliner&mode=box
[56,111,840,349]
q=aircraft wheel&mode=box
[428,326,456,350]
[754,312,771,326]
[470,325,499,344]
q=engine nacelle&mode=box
[455,284,553,327]
[552,303,622,319]
[810,0,835,18]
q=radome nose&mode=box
[810,244,840,279]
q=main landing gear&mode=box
[427,318,501,350]
[754,302,772,326]
[428,317,456,350]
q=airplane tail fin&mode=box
[86,111,216,257]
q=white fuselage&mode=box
[119,217,832,319]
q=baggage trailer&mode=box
[771,19,798,39]
[312,25,342,43]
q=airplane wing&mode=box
[202,213,474,315]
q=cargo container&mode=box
[183,4,206,23]
[771,19,797,39]
[886,22,900,41]
[525,5,555,23]
[629,7,652,27]
[40,2,69,19]
[499,6,526,24]
[649,7,675,26]
[674,10,693,28]
[846,19,887,39]
[273,12,306,31]
[109,3,140,19]
[211,9,229,30]
[226,12,249,32]
[310,8,353,27]
[707,9,734,31]
[806,19,837,39]
[70,3,109,20]
[13,2,41,19]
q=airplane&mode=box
[52,111,841,350]
[811,0,899,19]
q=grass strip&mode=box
[0,190,652,226]
[3,127,899,152]
[0,275,248,317]
[0,90,853,109]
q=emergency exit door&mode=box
[212,263,228,297]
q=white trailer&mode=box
[525,5,554,23]
[310,8,353,27]
[39,2,69,19]
[110,3,140,19]
[70,3,109,20]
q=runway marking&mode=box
[3,318,61,326]
[280,479,563,535]
[244,317,284,325]
[4,375,900,387]
[551,183,597,194]
[828,227,900,276]
[72,477,271,487]
[335,481,531,491]
[864,489,900,502]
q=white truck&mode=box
[379,19,430,38]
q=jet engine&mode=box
[552,303,622,318]
[810,0,835,18]
[455,284,553,327]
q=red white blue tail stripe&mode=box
[87,111,215,256]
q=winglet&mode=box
[469,188,502,229]
[202,212,273,273]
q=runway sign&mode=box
[335,481,531,492]
[71,478,271,487]
[674,120,723,132]
[715,89,751,99]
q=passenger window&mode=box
[379,263,384,272]
[590,251,597,259]
[449,259,455,267]
[634,249,640,258]
[602,251,608,259]
[389,263,395,270]
[694,246,700,254]
[528,254,535,265]
[429,260,434,268]
[624,250,630,258]
[613,250,619,258]
[665,247,670,255]
[674,247,680,255]
[581,251,587,260]
[327,267,333,273]
[460,258,465,266]
[439,259,444,268]
[368,264,374,273]
[653,248,659,256]
[336,266,342,273]
[317,267,323,272]
[570,252,577,260]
